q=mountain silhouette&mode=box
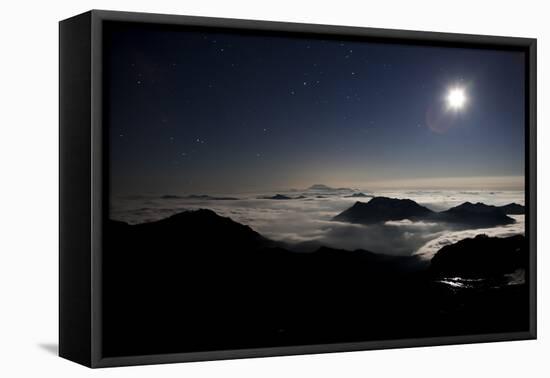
[260,194,293,200]
[498,203,525,215]
[333,197,516,227]
[103,209,424,356]
[333,197,434,224]
[437,202,515,227]
[308,184,333,190]
[430,234,526,278]
[160,194,184,199]
[344,192,374,198]
[103,209,529,357]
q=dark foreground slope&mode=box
[431,234,527,278]
[103,210,529,357]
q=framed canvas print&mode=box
[59,10,536,368]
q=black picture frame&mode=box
[59,9,537,368]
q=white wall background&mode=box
[0,0,547,376]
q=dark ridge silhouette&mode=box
[260,194,309,200]
[345,192,374,198]
[498,203,525,215]
[333,197,515,227]
[437,202,515,227]
[333,197,434,224]
[160,194,183,199]
[260,194,293,200]
[161,194,239,200]
[430,234,527,278]
[103,209,529,358]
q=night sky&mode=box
[106,23,525,196]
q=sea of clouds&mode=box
[110,188,525,259]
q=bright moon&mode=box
[446,87,467,110]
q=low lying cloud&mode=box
[413,215,525,260]
[110,190,525,258]
[384,219,439,227]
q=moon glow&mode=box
[446,87,467,110]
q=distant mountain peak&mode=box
[260,194,293,200]
[498,202,525,215]
[344,192,373,198]
[333,197,516,227]
[332,196,434,224]
[450,201,492,210]
[438,201,515,226]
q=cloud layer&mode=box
[110,189,525,258]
